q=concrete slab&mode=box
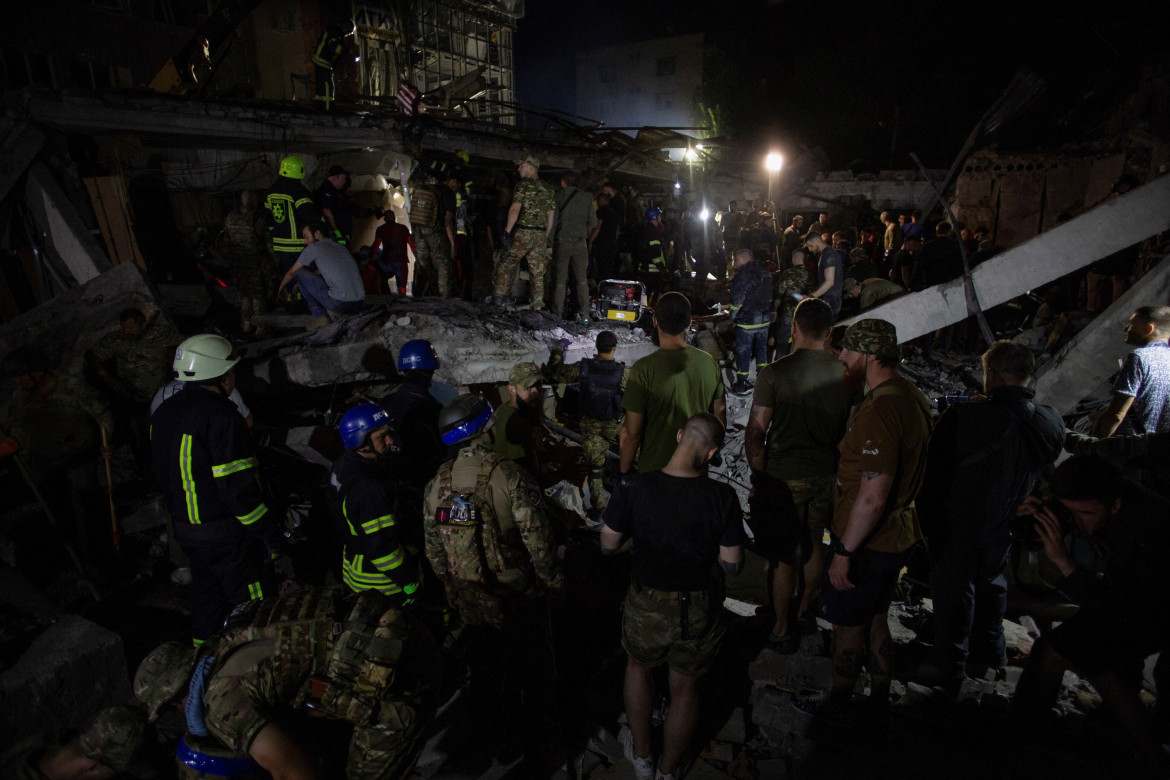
[25,164,112,287]
[1032,256,1170,413]
[0,614,133,744]
[241,299,658,389]
[840,173,1170,343]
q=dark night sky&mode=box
[514,0,1170,171]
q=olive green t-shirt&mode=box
[623,345,725,473]
[831,374,932,553]
[752,349,860,480]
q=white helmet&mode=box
[173,334,239,382]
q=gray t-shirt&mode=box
[298,239,364,302]
[553,187,598,242]
[1114,341,1170,436]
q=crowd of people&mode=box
[2,151,1169,779]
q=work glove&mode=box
[400,580,422,610]
[500,231,513,249]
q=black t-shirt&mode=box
[596,205,621,245]
[604,471,745,590]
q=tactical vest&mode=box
[454,192,468,235]
[409,185,439,231]
[579,358,625,421]
[213,585,406,722]
[432,453,526,586]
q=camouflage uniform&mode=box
[409,184,452,298]
[494,177,555,307]
[8,375,114,478]
[421,438,561,758]
[199,586,439,780]
[0,706,143,780]
[222,208,275,323]
[89,319,181,403]
[772,264,813,357]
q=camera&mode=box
[1009,497,1076,549]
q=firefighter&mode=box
[311,19,355,111]
[150,334,287,645]
[637,206,668,299]
[264,155,319,272]
[330,404,421,606]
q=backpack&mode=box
[409,185,439,230]
[432,453,525,585]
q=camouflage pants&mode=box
[413,228,451,298]
[228,250,275,296]
[622,582,725,677]
[581,417,621,510]
[493,229,548,308]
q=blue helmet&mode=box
[439,394,494,445]
[339,404,390,450]
[645,206,662,221]
[398,339,439,372]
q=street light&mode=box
[765,152,784,236]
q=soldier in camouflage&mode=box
[493,154,555,309]
[0,706,143,780]
[221,190,276,332]
[86,308,181,406]
[133,585,440,780]
[423,393,562,764]
[772,247,814,358]
[408,169,457,298]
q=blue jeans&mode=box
[735,323,769,378]
[295,269,362,317]
[929,541,1011,675]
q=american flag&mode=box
[397,81,420,116]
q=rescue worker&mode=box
[330,404,421,606]
[369,209,412,295]
[407,169,456,298]
[133,585,440,780]
[265,155,319,271]
[637,207,668,299]
[316,164,353,246]
[151,334,286,645]
[422,394,563,765]
[443,170,470,298]
[728,248,774,395]
[221,190,275,333]
[494,362,588,492]
[0,706,143,780]
[544,331,628,515]
[311,19,354,111]
[380,340,446,501]
[493,154,555,309]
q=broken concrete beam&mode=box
[0,614,133,744]
[241,299,657,389]
[0,262,170,374]
[25,163,112,287]
[1032,257,1170,413]
[840,173,1170,343]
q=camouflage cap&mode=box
[514,153,540,169]
[509,361,542,388]
[841,318,900,357]
[78,706,144,771]
[134,641,197,721]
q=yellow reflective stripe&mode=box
[341,499,358,536]
[272,237,305,245]
[295,197,314,208]
[237,503,269,525]
[649,240,661,246]
[192,638,205,647]
[728,304,741,311]
[361,514,396,534]
[211,457,257,478]
[342,555,402,593]
[736,321,771,330]
[180,434,200,525]
[371,548,405,570]
[247,581,263,600]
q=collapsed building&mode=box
[3,4,1170,778]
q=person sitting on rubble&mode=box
[0,706,144,780]
[276,221,365,330]
[1012,456,1170,770]
[842,275,905,312]
[133,585,441,780]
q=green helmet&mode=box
[173,334,239,382]
[279,155,305,179]
[134,641,197,721]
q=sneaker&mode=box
[730,379,752,396]
[620,726,654,780]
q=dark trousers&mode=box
[930,541,1011,675]
[178,525,275,644]
[735,324,769,378]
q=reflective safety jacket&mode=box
[638,221,666,272]
[265,176,318,256]
[151,386,282,551]
[330,449,419,601]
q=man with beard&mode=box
[818,319,931,721]
[330,404,421,606]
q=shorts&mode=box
[747,474,833,566]
[621,583,724,677]
[1047,607,1170,677]
[819,540,909,628]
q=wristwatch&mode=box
[831,540,853,558]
